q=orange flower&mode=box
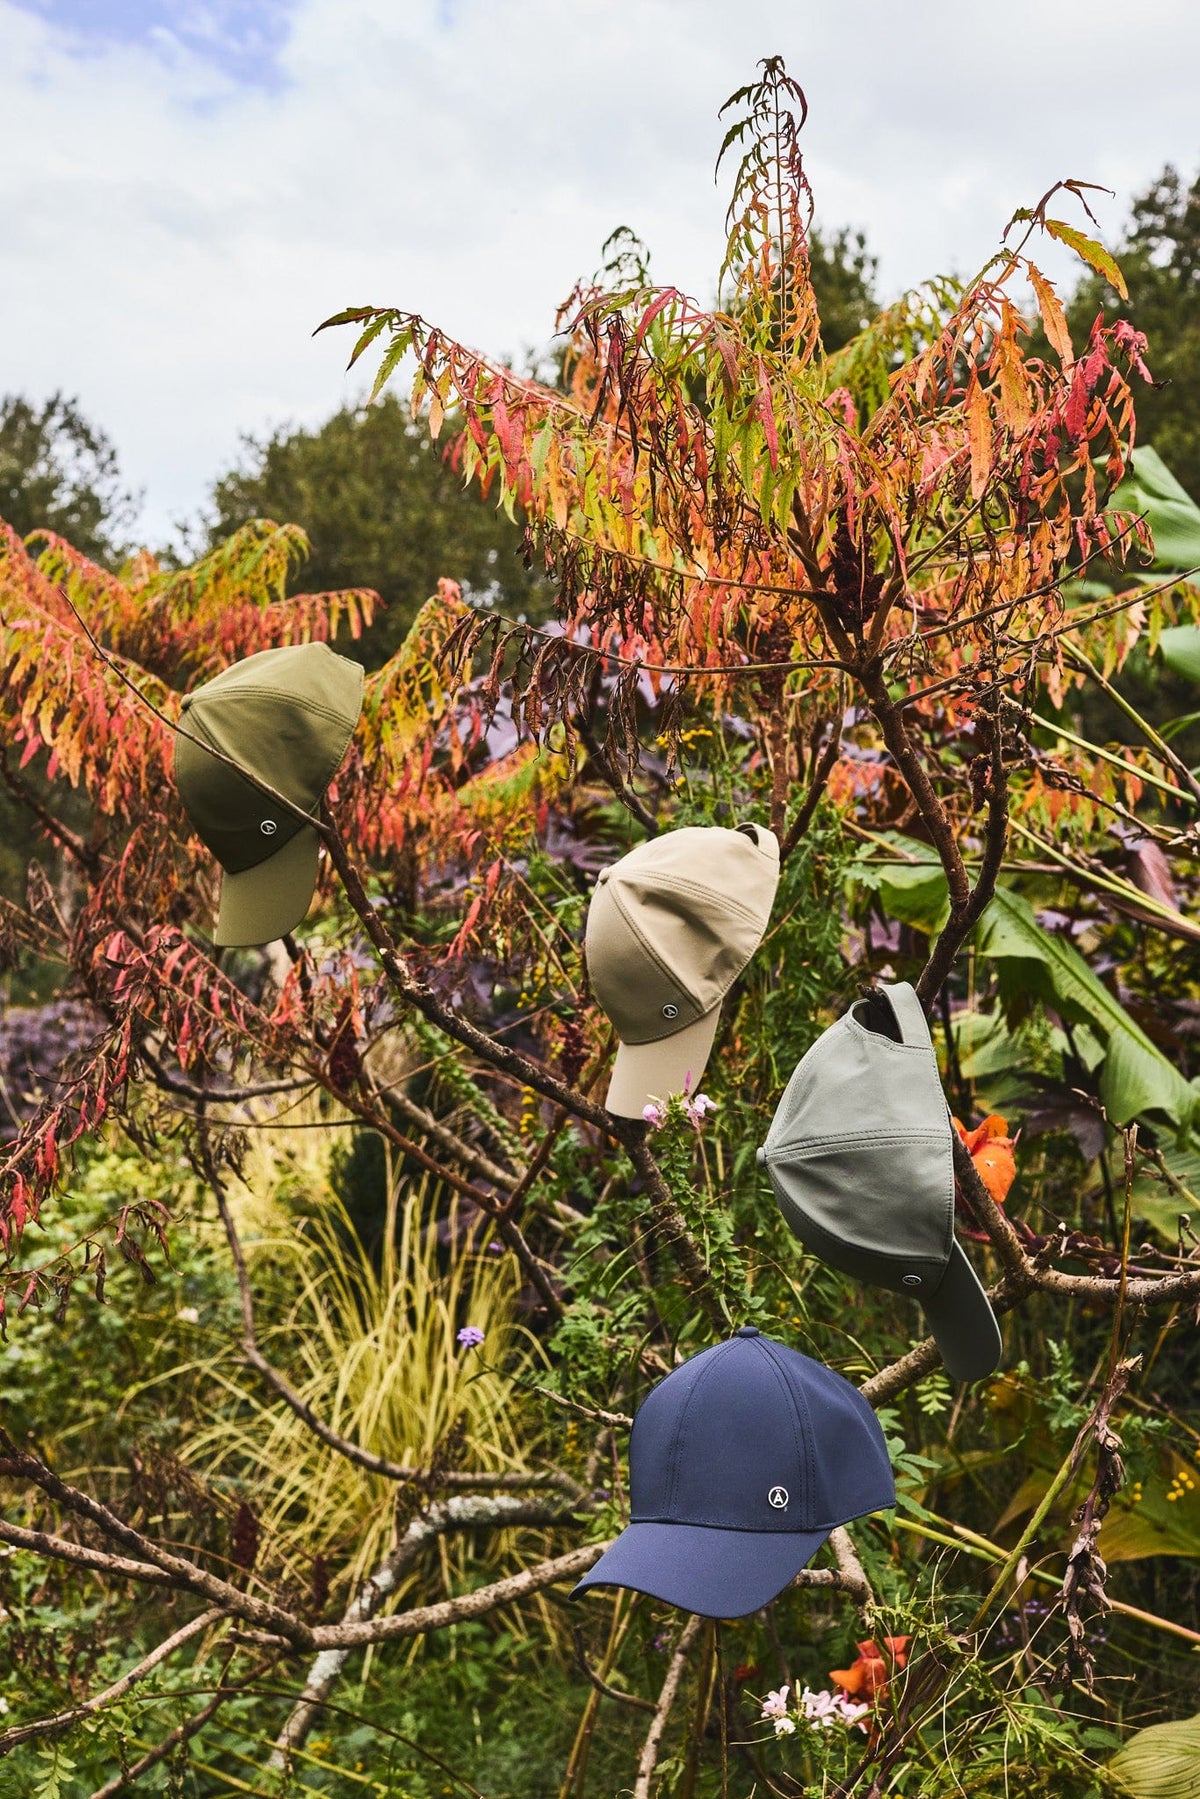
[953,1113,1016,1205]
[829,1636,911,1702]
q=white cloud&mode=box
[3,0,1198,546]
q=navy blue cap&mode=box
[571,1327,895,1619]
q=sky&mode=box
[4,0,1200,548]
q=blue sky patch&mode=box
[15,1,297,89]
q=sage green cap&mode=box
[585,823,780,1118]
[757,981,1002,1383]
[173,642,364,947]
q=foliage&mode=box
[0,393,139,570]
[1067,165,1200,504]
[0,52,1198,1799]
[195,393,550,666]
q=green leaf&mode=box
[1108,1714,1200,1798]
[1160,626,1200,686]
[975,888,1194,1127]
[846,832,950,936]
[367,328,414,403]
[1107,446,1200,576]
[1131,1137,1200,1242]
[1043,217,1128,298]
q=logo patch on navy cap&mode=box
[768,1485,789,1510]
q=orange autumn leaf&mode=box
[953,1113,1017,1204]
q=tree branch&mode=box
[0,1608,226,1755]
[319,803,617,1135]
[633,1612,703,1799]
[0,1443,315,1650]
[305,1543,605,1649]
[620,1130,727,1333]
[87,1657,270,1799]
[270,1492,581,1766]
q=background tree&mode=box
[0,393,139,569]
[198,393,549,665]
[1068,164,1200,499]
[808,224,879,352]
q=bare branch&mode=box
[87,1658,271,1799]
[633,1613,703,1799]
[0,1444,315,1650]
[0,1517,182,1590]
[0,1608,225,1755]
[571,1625,657,1713]
[203,1136,576,1481]
[270,1492,578,1765]
[306,1543,606,1649]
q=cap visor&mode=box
[604,1010,722,1119]
[214,825,320,948]
[570,1520,830,1619]
[923,1240,1003,1382]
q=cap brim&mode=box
[214,825,320,948]
[923,1240,1003,1383]
[570,1519,830,1619]
[604,1010,722,1119]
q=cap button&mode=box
[755,1147,766,1166]
[736,1325,761,1338]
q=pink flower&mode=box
[797,1686,871,1732]
[760,1685,790,1721]
[683,1091,716,1127]
[642,1101,667,1129]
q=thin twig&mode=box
[633,1613,703,1799]
[0,1608,226,1755]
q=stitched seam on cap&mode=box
[608,887,705,1016]
[194,686,355,730]
[661,1341,733,1519]
[766,1130,951,1155]
[756,1339,811,1526]
[622,871,767,930]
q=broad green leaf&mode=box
[975,888,1194,1127]
[1102,1454,1200,1562]
[1131,1137,1200,1242]
[1160,626,1200,686]
[846,832,950,936]
[1108,1715,1200,1798]
[1107,446,1200,575]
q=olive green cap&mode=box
[173,642,364,947]
[585,823,780,1117]
[757,982,1002,1383]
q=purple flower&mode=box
[643,1101,667,1129]
[457,1325,485,1349]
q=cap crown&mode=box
[174,643,363,875]
[759,982,956,1294]
[585,824,779,1045]
[629,1329,894,1534]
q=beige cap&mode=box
[585,823,780,1118]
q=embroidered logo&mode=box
[661,1004,679,1019]
[768,1485,789,1510]
[260,819,278,836]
